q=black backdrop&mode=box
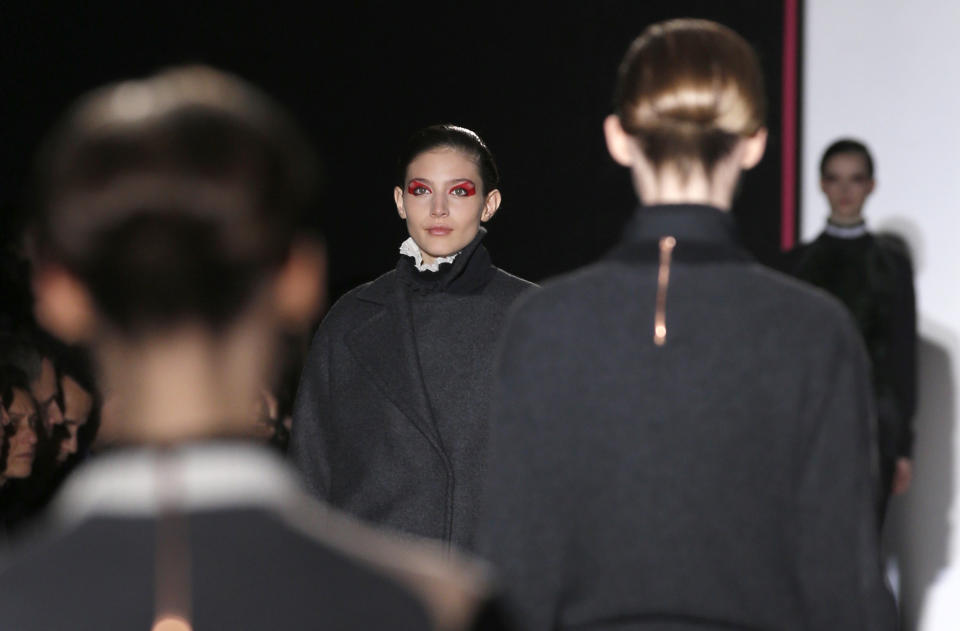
[1,1,798,304]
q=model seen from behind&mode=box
[476,18,896,631]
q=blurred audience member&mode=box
[53,347,98,466]
[254,386,292,452]
[1,366,40,534]
[57,372,94,465]
[0,399,8,469]
[3,333,65,438]
[2,390,39,482]
[254,339,301,452]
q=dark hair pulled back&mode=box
[614,19,766,177]
[397,124,499,194]
[820,138,874,179]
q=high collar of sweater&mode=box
[824,218,869,239]
[608,203,752,264]
[397,227,495,295]
[625,203,741,243]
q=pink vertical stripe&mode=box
[781,0,799,250]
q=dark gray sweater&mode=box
[476,205,896,631]
[290,231,534,548]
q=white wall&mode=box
[804,2,960,629]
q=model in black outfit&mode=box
[789,139,917,518]
[476,20,896,631]
[290,125,535,549]
[0,68,501,631]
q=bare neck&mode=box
[634,163,740,211]
[96,320,272,446]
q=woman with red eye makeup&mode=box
[291,124,535,550]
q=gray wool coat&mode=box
[475,205,897,631]
[290,231,534,548]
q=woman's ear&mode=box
[394,186,406,219]
[739,127,768,170]
[481,189,502,222]
[273,238,327,330]
[32,264,97,344]
[604,114,636,167]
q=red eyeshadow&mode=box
[408,180,431,194]
[450,181,476,196]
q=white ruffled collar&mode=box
[399,237,459,272]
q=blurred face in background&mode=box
[58,375,93,463]
[820,152,875,222]
[30,357,63,434]
[5,388,39,479]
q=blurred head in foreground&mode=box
[28,65,326,445]
[604,18,768,208]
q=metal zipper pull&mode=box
[653,236,676,346]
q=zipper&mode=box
[653,236,676,346]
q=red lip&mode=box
[427,226,452,236]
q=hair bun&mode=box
[614,19,765,172]
[31,66,320,333]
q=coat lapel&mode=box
[344,274,444,452]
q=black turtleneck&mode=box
[608,204,754,265]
